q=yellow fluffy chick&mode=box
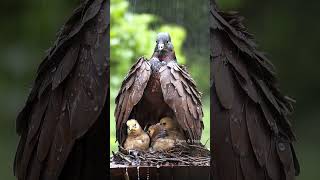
[147,123,175,151]
[123,119,150,151]
[159,117,186,142]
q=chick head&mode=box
[126,119,142,135]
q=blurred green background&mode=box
[0,0,319,179]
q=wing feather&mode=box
[159,61,203,142]
[14,1,108,179]
[211,3,299,180]
[114,57,151,144]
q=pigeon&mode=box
[124,119,150,151]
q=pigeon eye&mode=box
[163,123,166,125]
[166,41,169,43]
[156,41,158,43]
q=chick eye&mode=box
[163,123,166,125]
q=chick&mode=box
[147,123,175,151]
[123,119,150,151]
[159,117,186,143]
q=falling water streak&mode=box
[181,1,185,23]
[151,0,155,32]
[171,165,174,180]
[133,0,137,13]
[146,167,150,180]
[176,0,179,23]
[124,167,129,180]
[156,168,160,180]
[137,166,140,180]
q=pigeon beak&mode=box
[158,43,164,51]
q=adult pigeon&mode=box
[115,32,204,146]
[210,1,300,180]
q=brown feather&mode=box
[211,2,299,180]
[14,0,108,179]
[115,57,152,144]
[159,61,203,142]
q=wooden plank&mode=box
[111,165,211,180]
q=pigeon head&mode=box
[155,32,174,53]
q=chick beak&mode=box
[158,43,164,51]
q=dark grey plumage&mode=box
[14,0,109,179]
[210,1,300,180]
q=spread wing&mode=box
[14,0,109,179]
[159,61,204,142]
[210,3,299,180]
[115,57,151,144]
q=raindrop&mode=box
[137,166,140,180]
[58,146,63,152]
[124,167,129,180]
[94,106,99,111]
[278,142,286,151]
[51,67,57,73]
[147,167,150,180]
[156,164,160,169]
[61,104,66,111]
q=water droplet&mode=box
[147,167,150,180]
[156,164,160,169]
[61,104,66,111]
[124,167,129,180]
[94,106,99,111]
[137,166,140,180]
[278,142,286,151]
[51,67,57,73]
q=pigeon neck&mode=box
[152,51,176,62]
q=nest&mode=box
[110,144,210,167]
